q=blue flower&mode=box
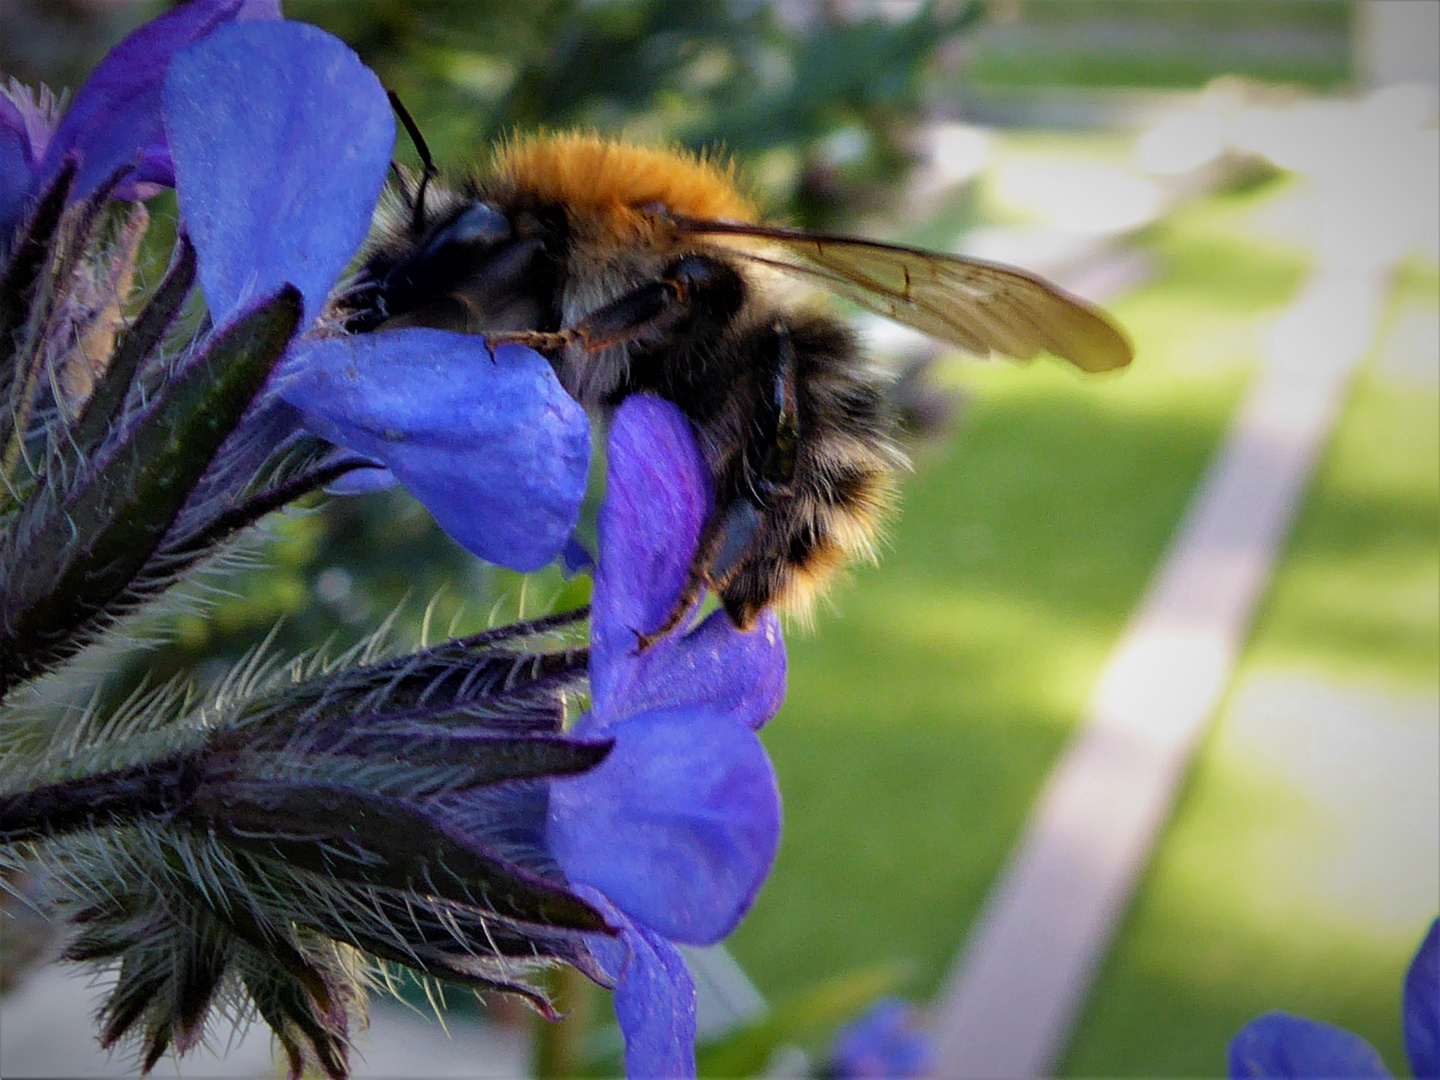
[160,19,589,571]
[828,999,936,1079]
[548,395,787,1078]
[0,0,278,240]
[1230,917,1438,1080]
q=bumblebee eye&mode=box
[426,202,510,252]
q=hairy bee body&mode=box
[348,134,901,629]
[344,132,1131,632]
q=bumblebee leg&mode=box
[638,324,801,646]
[560,255,749,363]
[633,500,762,651]
[756,323,800,495]
[483,329,578,353]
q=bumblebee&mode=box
[341,127,1132,638]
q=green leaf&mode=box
[316,730,612,787]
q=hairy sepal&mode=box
[0,157,76,382]
[68,233,198,458]
[189,778,610,931]
[0,286,299,694]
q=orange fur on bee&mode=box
[490,133,757,237]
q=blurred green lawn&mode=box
[729,169,1438,1074]
[1061,258,1439,1077]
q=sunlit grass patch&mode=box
[731,172,1312,1004]
[1060,256,1439,1076]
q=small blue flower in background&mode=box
[0,0,278,239]
[827,998,935,1079]
[548,395,787,1079]
[1230,917,1438,1080]
[161,19,590,571]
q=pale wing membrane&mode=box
[673,219,1133,373]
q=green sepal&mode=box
[0,286,301,695]
[2,164,131,470]
[242,956,350,1080]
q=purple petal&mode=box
[603,607,786,733]
[830,999,935,1079]
[1405,919,1439,1079]
[326,464,397,496]
[562,535,595,578]
[549,709,780,945]
[276,334,590,572]
[0,92,31,234]
[591,396,710,693]
[1229,1013,1392,1079]
[38,0,278,207]
[589,395,786,731]
[1,82,55,166]
[579,889,697,1080]
[164,19,391,326]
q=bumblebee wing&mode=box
[672,218,1133,373]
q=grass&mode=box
[734,157,1436,1074]
[727,173,1314,1022]
[1059,257,1439,1077]
[959,0,1353,92]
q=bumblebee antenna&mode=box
[387,89,436,235]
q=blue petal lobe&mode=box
[276,335,590,572]
[562,535,595,578]
[606,607,786,733]
[164,19,392,326]
[1229,1013,1392,1079]
[326,464,397,496]
[549,709,780,945]
[40,0,272,206]
[830,999,936,1079]
[591,395,710,709]
[588,394,786,732]
[578,890,697,1080]
[0,93,31,236]
[1405,918,1439,1079]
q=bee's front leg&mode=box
[636,324,800,649]
[493,255,744,361]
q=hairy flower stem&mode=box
[0,753,200,843]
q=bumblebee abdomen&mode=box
[707,314,903,629]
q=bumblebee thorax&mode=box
[490,133,756,227]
